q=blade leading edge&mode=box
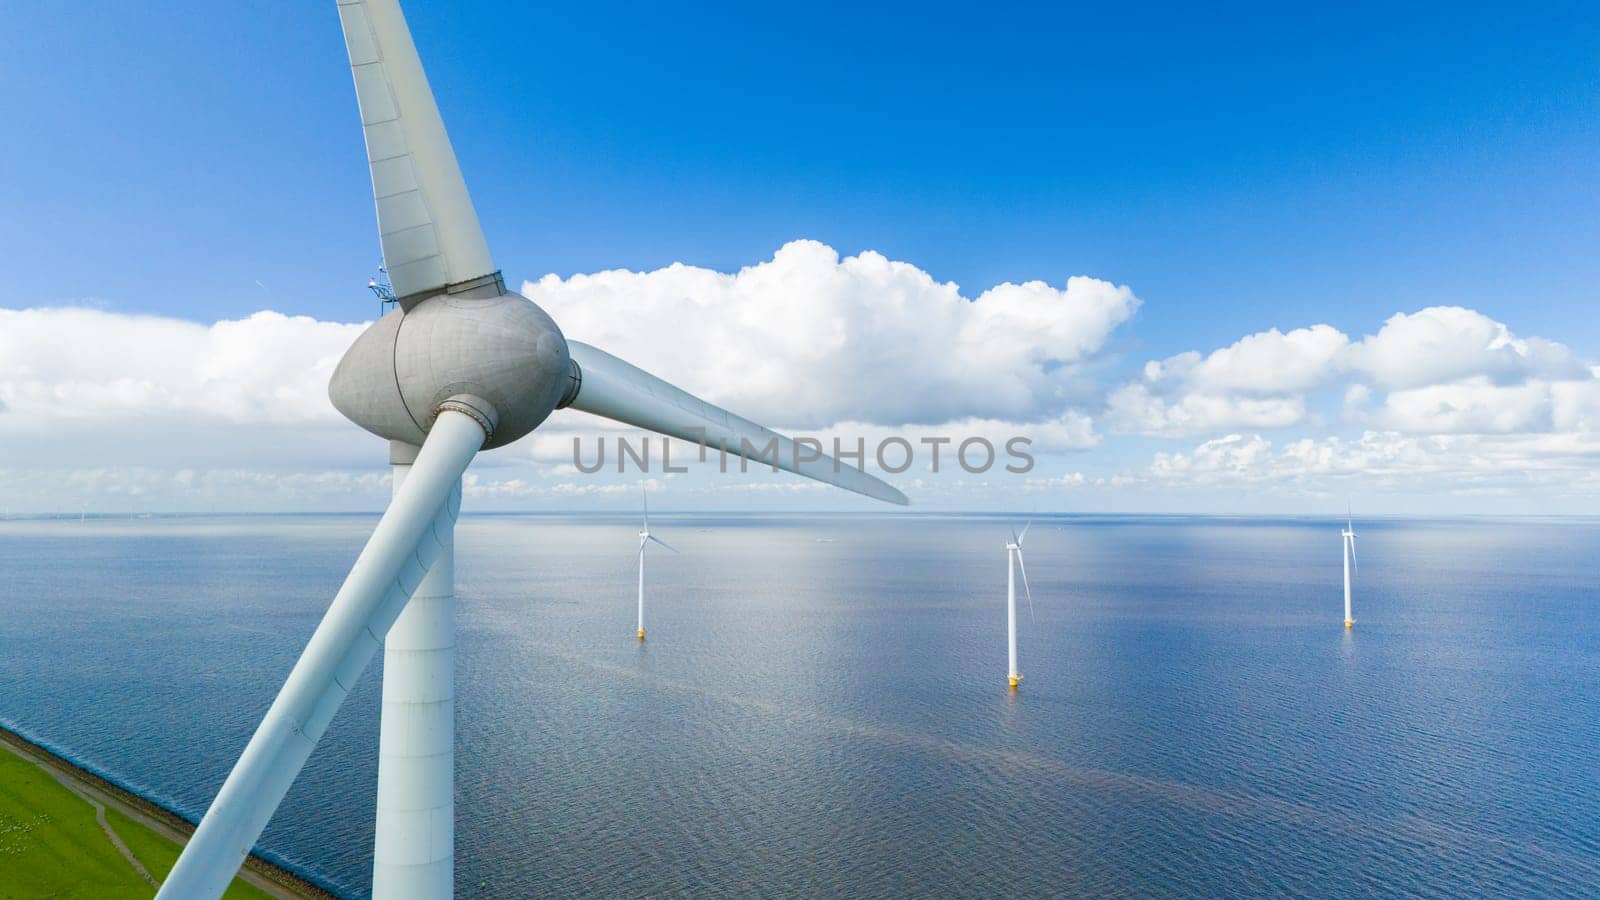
[158,409,486,897]
[1016,549,1035,623]
[337,0,496,300]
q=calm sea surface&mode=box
[1,514,1598,897]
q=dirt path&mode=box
[0,727,332,899]
[42,765,161,889]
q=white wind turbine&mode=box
[636,487,677,640]
[1005,522,1035,690]
[157,2,906,896]
[1342,510,1357,628]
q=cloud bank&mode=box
[1,246,1595,512]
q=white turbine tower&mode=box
[1342,511,1358,629]
[1005,522,1035,690]
[157,2,907,896]
[636,487,677,641]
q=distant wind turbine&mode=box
[1342,510,1358,628]
[1005,522,1036,690]
[636,487,677,640]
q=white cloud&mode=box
[5,251,1599,513]
[1107,324,1345,436]
[461,473,668,499]
[0,243,1137,511]
[1180,324,1348,395]
[1106,383,1307,437]
[1342,384,1373,410]
[1112,307,1600,441]
[1374,379,1556,434]
[1344,306,1586,390]
[526,239,1137,428]
[1142,430,1600,496]
[1369,372,1600,436]
[1148,433,1277,482]
[1024,472,1087,491]
[0,308,365,423]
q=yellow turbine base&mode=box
[1008,674,1021,689]
[1344,619,1355,628]
[637,628,646,640]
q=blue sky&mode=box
[1,2,1598,513]
[6,2,1597,348]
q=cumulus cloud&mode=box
[1375,379,1555,434]
[0,308,365,423]
[1106,325,1345,436]
[1345,306,1586,389]
[1374,373,1600,435]
[1110,306,1598,441]
[809,412,1096,459]
[2,241,1128,446]
[1106,383,1307,437]
[1161,325,1348,395]
[1148,433,1277,482]
[526,240,1138,428]
[6,249,1597,512]
[0,242,1140,510]
[1142,429,1600,497]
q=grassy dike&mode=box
[0,725,335,898]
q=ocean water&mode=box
[1,513,1598,897]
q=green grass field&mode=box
[0,747,272,899]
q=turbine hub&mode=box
[330,283,572,450]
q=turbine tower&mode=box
[636,487,677,640]
[1005,523,1035,690]
[157,2,907,896]
[1342,512,1357,628]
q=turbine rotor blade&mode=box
[1350,535,1358,574]
[563,342,908,506]
[642,484,650,531]
[648,534,680,554]
[1018,520,1032,546]
[1016,549,1035,624]
[337,0,495,301]
[158,410,486,898]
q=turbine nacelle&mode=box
[1006,521,1030,553]
[329,282,574,451]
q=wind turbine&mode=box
[636,487,677,640]
[157,2,907,896]
[1342,510,1357,628]
[1005,522,1035,690]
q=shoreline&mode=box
[0,723,339,899]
